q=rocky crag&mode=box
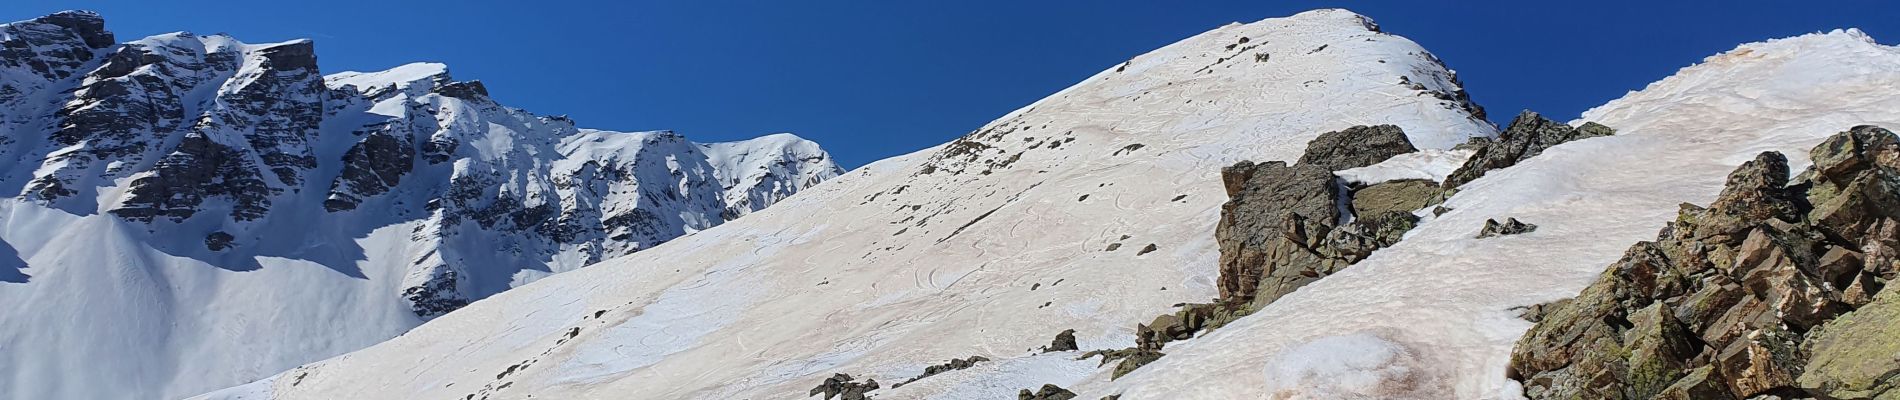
[1510,126,1900,400]
[1071,114,1616,382]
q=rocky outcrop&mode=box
[1018,384,1078,400]
[1216,125,1426,307]
[1443,111,1614,188]
[891,356,990,388]
[1296,124,1417,170]
[324,127,415,211]
[1044,329,1079,352]
[111,133,275,222]
[1477,217,1538,238]
[1079,125,1438,380]
[808,373,879,400]
[1508,126,1900,400]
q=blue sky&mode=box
[7,1,1900,167]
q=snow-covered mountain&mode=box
[200,8,1900,400]
[204,9,1505,400]
[0,11,841,400]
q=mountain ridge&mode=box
[0,10,841,400]
[209,8,1498,400]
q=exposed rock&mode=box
[1084,127,1436,380]
[809,373,879,400]
[892,356,989,388]
[1798,285,1900,399]
[400,268,470,318]
[1018,384,1078,400]
[1443,110,1614,188]
[1044,329,1079,352]
[433,79,489,99]
[324,128,415,212]
[1508,127,1900,399]
[1477,217,1537,238]
[111,133,275,222]
[32,11,114,49]
[1296,124,1418,170]
[1514,299,1571,323]
[1215,160,1340,304]
[1351,179,1446,216]
[205,231,235,251]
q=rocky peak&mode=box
[32,11,113,49]
[253,39,317,70]
[432,79,488,99]
[0,10,112,85]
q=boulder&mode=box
[1477,217,1537,238]
[1297,124,1417,170]
[1045,329,1079,352]
[1018,384,1078,400]
[1443,110,1614,188]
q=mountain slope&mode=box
[0,11,841,400]
[216,9,1494,400]
[1094,29,1900,399]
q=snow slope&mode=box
[218,9,1494,400]
[0,12,841,400]
[1095,29,1900,399]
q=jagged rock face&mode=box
[324,127,415,211]
[1442,110,1614,188]
[0,11,110,86]
[1215,125,1426,306]
[1215,159,1340,303]
[1095,124,1441,381]
[1508,126,1900,400]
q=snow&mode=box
[324,62,448,96]
[1259,332,1438,399]
[1334,148,1474,185]
[216,9,1493,400]
[1093,28,1900,399]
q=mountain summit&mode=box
[0,11,840,400]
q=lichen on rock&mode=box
[1508,126,1900,400]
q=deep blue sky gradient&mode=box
[7,1,1900,167]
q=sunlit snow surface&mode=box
[218,9,1497,400]
[1098,28,1900,399]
